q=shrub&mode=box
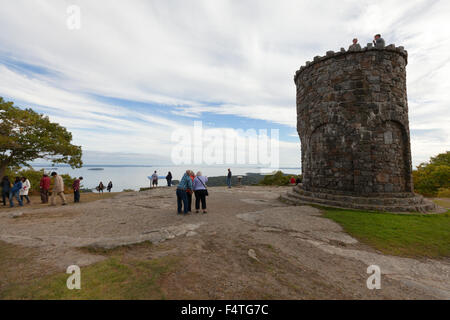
[437,188,450,198]
[413,151,450,197]
[259,171,300,186]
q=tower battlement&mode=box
[294,44,408,84]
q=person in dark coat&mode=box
[107,181,113,192]
[373,34,385,48]
[166,172,173,187]
[1,176,11,206]
[97,182,105,194]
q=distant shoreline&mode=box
[32,164,301,170]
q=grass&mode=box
[322,207,450,258]
[0,242,179,300]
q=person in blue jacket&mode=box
[9,177,23,207]
[176,170,193,215]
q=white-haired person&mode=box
[193,171,208,214]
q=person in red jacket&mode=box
[73,177,83,203]
[40,174,51,204]
[187,170,195,213]
[290,176,296,185]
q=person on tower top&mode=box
[373,34,385,48]
[348,38,361,51]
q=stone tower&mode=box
[282,44,435,212]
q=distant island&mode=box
[88,168,104,171]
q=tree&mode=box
[413,151,450,197]
[0,97,82,178]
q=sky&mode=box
[0,0,449,168]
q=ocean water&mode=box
[32,165,301,192]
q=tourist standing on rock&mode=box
[166,171,173,187]
[40,174,51,204]
[186,170,195,213]
[107,181,113,192]
[151,171,158,188]
[51,172,67,206]
[193,171,208,214]
[73,177,83,203]
[20,177,31,204]
[227,168,232,188]
[97,181,105,194]
[373,34,385,48]
[176,170,193,215]
[1,176,11,206]
[348,38,361,51]
[9,177,23,207]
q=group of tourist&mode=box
[149,168,236,214]
[1,172,70,207]
[41,172,79,206]
[150,171,173,187]
[176,170,209,215]
[348,34,385,51]
[290,176,301,185]
[2,167,237,213]
[1,176,31,207]
[96,181,113,193]
[1,171,113,207]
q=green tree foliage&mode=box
[0,97,82,178]
[259,171,302,186]
[413,151,450,197]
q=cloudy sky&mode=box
[0,0,449,167]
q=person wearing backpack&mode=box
[193,171,208,214]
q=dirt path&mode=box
[0,186,449,299]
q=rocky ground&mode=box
[0,186,449,299]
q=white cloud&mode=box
[0,0,448,167]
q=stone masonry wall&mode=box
[295,45,413,196]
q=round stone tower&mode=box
[282,44,436,212]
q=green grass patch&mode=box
[322,207,450,258]
[80,241,154,256]
[1,255,179,300]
